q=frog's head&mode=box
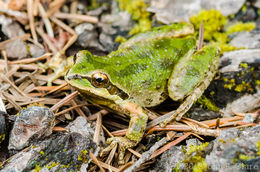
[65,50,129,109]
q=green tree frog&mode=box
[65,22,219,164]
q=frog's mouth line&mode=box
[67,74,129,100]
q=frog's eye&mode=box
[91,72,109,88]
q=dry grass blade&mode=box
[111,129,127,136]
[45,82,68,95]
[2,92,22,111]
[38,3,54,37]
[0,7,28,19]
[93,111,102,144]
[125,137,168,172]
[119,161,134,172]
[89,151,106,172]
[52,126,68,132]
[9,53,51,64]
[36,27,58,53]
[181,117,209,128]
[128,148,142,158]
[54,12,98,23]
[105,144,117,165]
[1,74,29,97]
[102,125,114,137]
[27,0,38,43]
[47,0,66,16]
[55,104,87,117]
[150,132,191,159]
[88,109,109,121]
[49,91,78,111]
[2,50,8,73]
[70,98,88,119]
[197,20,204,50]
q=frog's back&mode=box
[104,24,197,107]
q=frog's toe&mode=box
[100,138,117,157]
[100,137,136,165]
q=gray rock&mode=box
[99,32,115,52]
[242,113,256,123]
[148,0,245,24]
[75,23,95,35]
[253,0,260,8]
[100,12,133,31]
[75,23,105,51]
[5,39,28,59]
[153,126,260,172]
[147,0,201,24]
[99,12,133,51]
[230,32,260,49]
[153,138,211,172]
[206,125,260,171]
[65,116,94,138]
[0,15,25,38]
[221,90,260,117]
[220,49,260,73]
[28,44,45,58]
[8,106,55,150]
[201,0,246,16]
[2,116,97,171]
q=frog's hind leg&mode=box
[160,76,213,127]
[161,45,219,127]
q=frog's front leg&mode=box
[100,102,148,164]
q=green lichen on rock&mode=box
[257,141,260,156]
[174,142,210,172]
[0,134,5,143]
[190,10,228,42]
[116,0,152,35]
[226,22,255,34]
[115,35,127,43]
[197,95,219,112]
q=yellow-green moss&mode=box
[186,142,209,156]
[197,95,219,111]
[239,154,255,160]
[116,0,152,35]
[192,160,208,172]
[33,165,42,172]
[218,43,240,55]
[78,150,89,161]
[183,142,210,172]
[0,134,5,143]
[256,80,260,85]
[234,81,254,92]
[40,150,45,155]
[115,35,127,43]
[190,10,227,42]
[256,141,260,155]
[239,63,248,68]
[226,22,255,34]
[46,162,60,169]
[223,78,236,90]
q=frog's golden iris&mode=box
[91,72,109,88]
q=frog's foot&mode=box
[100,137,136,165]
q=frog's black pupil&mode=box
[96,77,104,83]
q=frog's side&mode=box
[65,23,219,164]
